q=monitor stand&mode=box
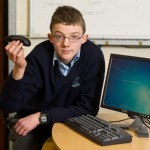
[129,117,149,137]
[115,117,149,138]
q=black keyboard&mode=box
[64,114,132,146]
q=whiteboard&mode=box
[30,0,150,45]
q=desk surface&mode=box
[52,113,150,150]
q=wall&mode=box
[9,0,150,116]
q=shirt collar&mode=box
[53,50,81,66]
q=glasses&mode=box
[52,34,83,43]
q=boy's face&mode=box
[48,23,88,64]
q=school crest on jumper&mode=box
[72,77,80,87]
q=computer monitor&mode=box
[101,54,150,136]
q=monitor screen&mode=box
[101,54,150,119]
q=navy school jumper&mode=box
[1,40,105,138]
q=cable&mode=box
[109,117,132,123]
[141,117,150,129]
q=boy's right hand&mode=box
[5,40,27,80]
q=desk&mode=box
[52,113,150,150]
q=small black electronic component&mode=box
[5,35,31,46]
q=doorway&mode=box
[0,0,8,150]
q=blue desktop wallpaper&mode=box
[103,57,150,115]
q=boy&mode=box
[1,5,105,150]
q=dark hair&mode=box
[50,5,86,34]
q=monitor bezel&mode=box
[101,53,150,119]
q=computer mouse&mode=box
[5,35,31,47]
